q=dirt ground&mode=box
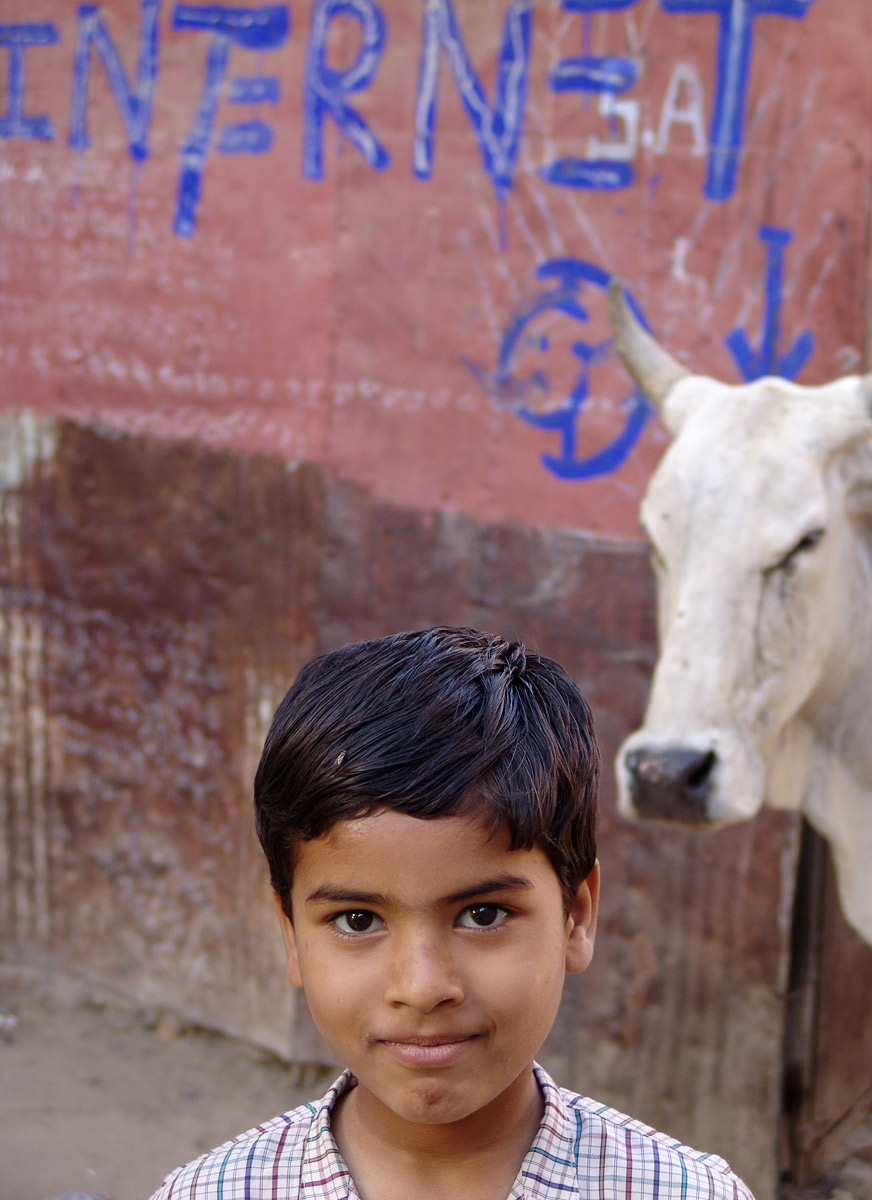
[4,960,872,1200]
[0,963,333,1200]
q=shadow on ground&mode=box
[0,964,331,1200]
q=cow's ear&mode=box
[660,374,718,436]
[842,435,872,516]
[863,375,872,419]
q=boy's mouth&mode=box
[376,1033,481,1066]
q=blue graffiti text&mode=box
[0,23,60,141]
[173,3,289,236]
[70,2,159,161]
[303,0,388,179]
[660,0,816,201]
[413,0,531,202]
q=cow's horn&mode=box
[608,279,689,408]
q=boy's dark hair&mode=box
[255,627,598,918]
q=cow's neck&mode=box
[800,740,872,945]
[767,674,872,945]
[804,621,872,781]
[789,454,872,943]
[796,526,872,783]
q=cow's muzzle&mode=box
[623,745,718,823]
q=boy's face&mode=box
[276,809,598,1135]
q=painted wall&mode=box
[0,0,867,533]
[1,3,871,1197]
[0,414,796,1198]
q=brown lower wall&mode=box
[0,413,799,1197]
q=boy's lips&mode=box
[375,1032,482,1067]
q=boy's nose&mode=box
[384,936,464,1012]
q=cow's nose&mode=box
[623,746,717,823]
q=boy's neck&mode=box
[332,1064,543,1200]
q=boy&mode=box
[150,626,754,1200]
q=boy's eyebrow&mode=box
[305,886,390,907]
[304,874,535,907]
[443,874,534,903]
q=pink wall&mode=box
[0,0,868,537]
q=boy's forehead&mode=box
[291,809,560,903]
[301,808,506,871]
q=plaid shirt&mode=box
[149,1063,755,1200]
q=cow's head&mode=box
[610,282,872,837]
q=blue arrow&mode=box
[725,225,814,381]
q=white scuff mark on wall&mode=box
[508,191,546,263]
[753,67,822,234]
[526,175,565,257]
[713,229,743,303]
[742,34,789,147]
[241,661,305,1057]
[565,191,606,260]
[837,346,860,373]
[732,286,756,335]
[671,238,693,283]
[792,210,833,284]
[0,410,59,950]
[636,0,659,46]
[478,201,504,257]
[241,665,289,813]
[783,136,825,238]
[520,93,560,229]
[477,203,521,301]
[802,250,838,321]
[555,12,574,42]
[669,236,710,307]
[459,227,501,346]
[624,9,643,58]
[533,21,562,62]
[521,81,608,262]
[0,410,57,493]
[685,206,712,256]
[672,207,721,327]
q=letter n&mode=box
[70,0,160,162]
[413,0,532,199]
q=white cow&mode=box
[609,281,872,944]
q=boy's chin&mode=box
[399,1082,490,1125]
[350,1059,540,1131]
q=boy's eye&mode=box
[456,904,509,929]
[333,910,384,935]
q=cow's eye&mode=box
[772,528,825,571]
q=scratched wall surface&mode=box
[0,414,797,1196]
[1,2,871,1197]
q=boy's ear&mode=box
[272,890,304,990]
[564,861,599,975]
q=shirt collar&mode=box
[299,1063,575,1200]
[509,1063,577,1200]
[300,1070,359,1200]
